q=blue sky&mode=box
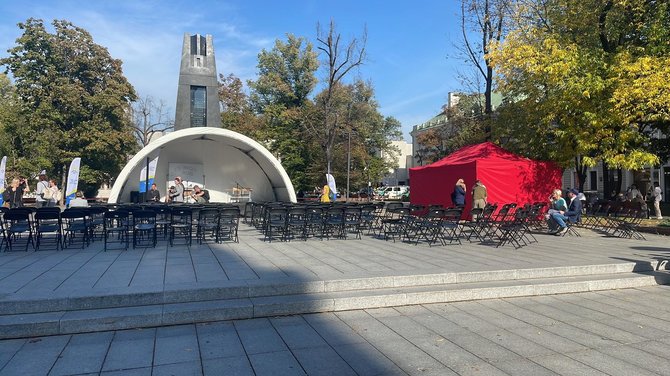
[0,1,471,139]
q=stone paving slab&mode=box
[0,224,667,301]
[1,286,669,376]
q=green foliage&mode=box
[0,18,137,187]
[221,30,402,192]
[489,0,668,176]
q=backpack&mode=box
[42,184,54,200]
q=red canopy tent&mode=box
[409,142,563,212]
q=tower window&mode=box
[190,86,207,127]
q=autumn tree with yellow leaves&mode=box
[489,0,669,192]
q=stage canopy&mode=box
[108,127,296,204]
[409,142,563,211]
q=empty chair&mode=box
[87,206,108,241]
[169,207,193,246]
[323,206,345,239]
[61,209,90,249]
[196,208,219,244]
[285,207,307,241]
[218,207,240,243]
[305,207,325,239]
[343,207,362,239]
[264,206,288,242]
[2,209,34,252]
[34,207,62,251]
[103,210,130,251]
[132,210,157,248]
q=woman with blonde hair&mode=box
[546,189,567,233]
[3,177,29,208]
[451,178,467,207]
[320,185,331,203]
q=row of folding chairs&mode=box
[103,205,241,250]
[580,202,646,240]
[0,207,106,252]
[247,202,382,242]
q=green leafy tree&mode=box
[247,34,319,190]
[490,0,668,192]
[0,18,137,193]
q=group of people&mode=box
[451,178,488,210]
[164,176,210,204]
[546,188,582,236]
[627,182,663,220]
[2,174,61,209]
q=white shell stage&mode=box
[108,128,296,204]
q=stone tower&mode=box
[174,34,221,130]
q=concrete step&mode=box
[0,262,652,316]
[1,269,668,339]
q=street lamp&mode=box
[346,130,351,201]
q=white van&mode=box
[379,186,409,200]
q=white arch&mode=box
[108,128,296,203]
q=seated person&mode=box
[68,191,89,208]
[549,188,582,235]
[191,185,210,203]
[546,189,567,233]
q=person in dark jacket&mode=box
[451,178,466,207]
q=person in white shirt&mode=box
[653,182,663,220]
[35,174,50,208]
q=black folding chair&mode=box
[286,207,308,241]
[170,207,193,246]
[196,208,220,244]
[35,207,62,251]
[61,209,90,249]
[2,209,35,252]
[133,210,157,248]
[218,207,240,243]
[103,210,130,251]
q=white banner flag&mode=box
[326,173,337,201]
[0,156,6,206]
[65,157,81,206]
[139,154,160,193]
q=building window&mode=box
[190,86,206,127]
[589,171,597,191]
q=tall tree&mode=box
[489,0,667,192]
[458,0,511,138]
[131,95,174,147]
[313,21,366,173]
[0,19,137,192]
[248,34,319,190]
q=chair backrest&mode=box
[61,208,88,220]
[385,202,404,212]
[133,210,156,224]
[3,210,30,222]
[35,207,61,221]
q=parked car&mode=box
[375,186,409,201]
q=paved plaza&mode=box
[0,286,669,375]
[0,225,668,297]
[0,223,669,375]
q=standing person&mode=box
[47,179,60,207]
[652,182,663,220]
[147,183,161,202]
[451,178,466,208]
[35,174,50,208]
[169,177,184,203]
[320,185,331,203]
[4,177,30,208]
[471,180,487,210]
